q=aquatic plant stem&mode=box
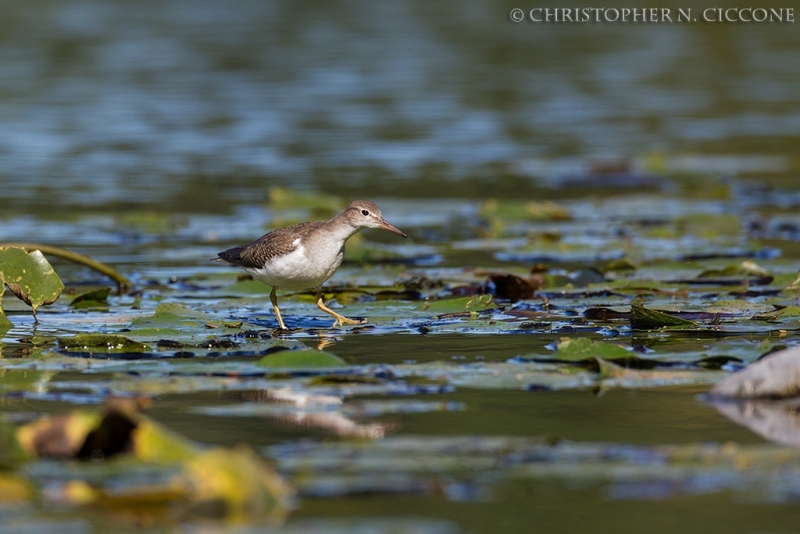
[0,242,134,292]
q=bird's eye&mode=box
[361,209,370,216]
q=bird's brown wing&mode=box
[217,221,322,268]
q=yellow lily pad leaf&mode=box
[185,446,293,520]
[132,419,198,463]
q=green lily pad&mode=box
[554,338,634,362]
[127,303,247,342]
[751,306,800,322]
[58,334,148,354]
[257,349,347,369]
[69,287,112,308]
[0,247,64,318]
[631,304,697,329]
[133,418,199,463]
[417,295,495,314]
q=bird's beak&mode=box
[379,218,408,238]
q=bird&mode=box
[217,200,407,330]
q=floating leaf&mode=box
[57,334,148,354]
[393,360,592,391]
[69,287,111,308]
[751,306,800,322]
[417,295,495,314]
[132,419,198,463]
[631,304,697,329]
[127,302,247,342]
[0,246,64,318]
[257,349,347,369]
[185,446,293,521]
[554,338,634,362]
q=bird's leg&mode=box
[316,288,366,328]
[270,286,288,330]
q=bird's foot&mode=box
[330,314,368,328]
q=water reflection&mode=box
[253,387,395,439]
[713,398,800,447]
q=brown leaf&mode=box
[17,412,100,459]
[488,273,541,300]
[16,397,148,460]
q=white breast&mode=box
[246,240,345,291]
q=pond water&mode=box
[2,0,800,532]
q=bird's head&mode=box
[342,200,407,238]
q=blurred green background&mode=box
[1,0,798,214]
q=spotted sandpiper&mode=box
[218,200,407,330]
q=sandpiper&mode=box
[218,200,407,330]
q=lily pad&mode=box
[57,334,148,354]
[0,246,64,318]
[69,287,111,308]
[554,338,635,362]
[257,349,348,369]
[186,446,294,520]
[127,302,248,342]
[631,304,697,329]
[417,295,496,314]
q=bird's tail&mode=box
[216,246,246,266]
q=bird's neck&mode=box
[323,214,361,244]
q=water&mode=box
[2,0,800,532]
[2,0,799,213]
